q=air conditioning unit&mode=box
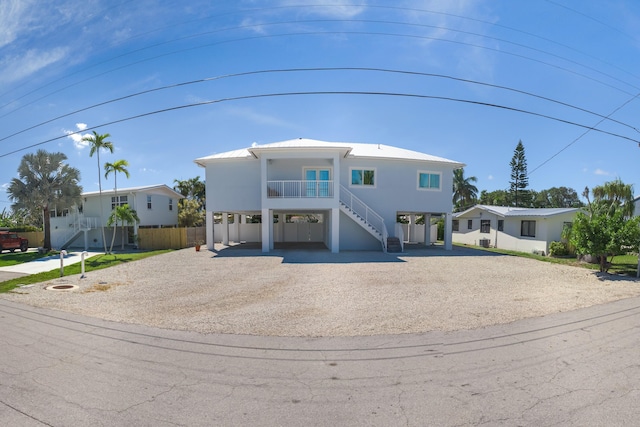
[479,238,490,248]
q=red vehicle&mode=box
[0,231,29,253]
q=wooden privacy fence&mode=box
[18,231,44,248]
[138,227,205,250]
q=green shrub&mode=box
[549,241,569,257]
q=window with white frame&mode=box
[467,219,472,230]
[169,198,173,211]
[418,171,441,190]
[147,195,152,210]
[480,219,491,233]
[350,168,375,187]
[521,220,536,237]
[111,195,128,209]
[452,220,459,231]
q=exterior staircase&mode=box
[339,185,389,252]
[386,237,402,253]
[59,213,99,250]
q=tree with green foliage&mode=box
[452,168,478,212]
[106,204,140,251]
[509,140,530,207]
[478,189,511,206]
[532,186,584,208]
[7,150,82,250]
[174,176,206,227]
[104,159,130,253]
[82,131,114,253]
[571,180,640,273]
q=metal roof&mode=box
[195,138,464,167]
[454,204,580,218]
[83,184,184,198]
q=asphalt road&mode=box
[1,297,640,426]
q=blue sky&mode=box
[1,0,640,211]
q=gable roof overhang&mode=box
[195,138,465,168]
[83,184,184,199]
[454,204,580,219]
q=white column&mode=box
[222,212,229,245]
[261,208,270,252]
[233,213,240,242]
[444,212,452,250]
[269,211,275,250]
[424,214,431,246]
[206,211,214,251]
[331,208,340,253]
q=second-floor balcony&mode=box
[267,180,334,198]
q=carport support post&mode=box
[424,214,431,246]
[331,208,339,253]
[206,211,214,251]
[221,213,229,246]
[444,212,453,250]
[261,208,270,252]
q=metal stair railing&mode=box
[339,185,388,252]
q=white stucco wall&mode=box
[452,211,576,254]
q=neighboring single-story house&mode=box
[195,138,464,253]
[452,205,580,255]
[49,184,183,250]
[634,195,640,217]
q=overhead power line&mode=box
[1,67,638,145]
[2,90,639,159]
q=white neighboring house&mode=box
[49,184,183,250]
[452,205,580,255]
[634,195,640,217]
[194,138,464,253]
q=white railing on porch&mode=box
[59,214,100,247]
[267,180,334,198]
[339,185,388,251]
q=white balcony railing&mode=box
[267,180,334,198]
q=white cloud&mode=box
[594,168,611,176]
[0,47,69,85]
[487,174,493,180]
[227,106,299,129]
[64,123,91,149]
[277,0,367,18]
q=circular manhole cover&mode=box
[45,284,79,291]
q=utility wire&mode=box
[1,27,638,122]
[2,91,639,159]
[2,67,638,144]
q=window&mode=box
[169,199,173,211]
[418,171,441,190]
[521,220,536,237]
[147,195,152,210]
[305,168,332,197]
[111,195,128,209]
[350,168,375,187]
[452,220,459,232]
[467,219,472,230]
[498,220,504,231]
[480,220,490,233]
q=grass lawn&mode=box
[0,251,54,267]
[0,250,172,294]
[456,244,639,277]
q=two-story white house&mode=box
[49,184,183,250]
[195,138,464,253]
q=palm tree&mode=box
[82,131,114,253]
[591,178,635,217]
[104,159,130,253]
[107,204,140,251]
[452,168,478,212]
[7,150,82,250]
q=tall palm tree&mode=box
[591,178,635,217]
[452,168,478,212]
[7,150,82,250]
[107,204,140,251]
[82,131,114,253]
[104,159,130,253]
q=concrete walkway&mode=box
[0,251,103,276]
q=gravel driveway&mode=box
[2,244,639,337]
